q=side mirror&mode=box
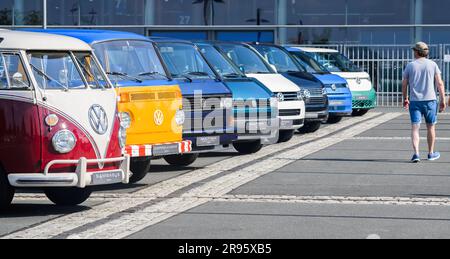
[12,72,23,82]
[270,64,278,73]
[239,66,246,74]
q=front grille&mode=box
[279,109,301,116]
[326,84,347,89]
[275,92,299,101]
[158,92,176,100]
[233,99,271,109]
[130,92,156,101]
[184,114,228,132]
[183,95,226,112]
[308,88,323,96]
[307,96,327,105]
[353,99,375,108]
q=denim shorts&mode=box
[409,100,438,125]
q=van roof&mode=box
[24,29,152,45]
[288,46,339,53]
[0,30,92,51]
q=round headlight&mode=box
[52,130,77,154]
[276,92,285,102]
[119,112,132,129]
[175,109,185,126]
[119,127,127,149]
[221,98,233,109]
[303,89,311,99]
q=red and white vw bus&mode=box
[0,30,130,209]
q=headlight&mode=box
[270,97,278,108]
[276,92,285,102]
[322,88,327,95]
[303,89,311,100]
[119,112,132,129]
[175,109,185,125]
[119,127,127,149]
[221,98,233,109]
[52,130,77,154]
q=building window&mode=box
[47,0,145,26]
[0,0,43,26]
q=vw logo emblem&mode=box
[356,78,362,84]
[88,105,108,135]
[331,84,337,91]
[154,110,164,126]
[277,93,285,102]
[303,89,311,99]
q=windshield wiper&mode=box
[186,72,213,78]
[172,73,193,83]
[223,73,242,78]
[138,71,170,80]
[30,63,69,91]
[107,72,142,83]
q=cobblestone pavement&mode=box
[2,109,450,239]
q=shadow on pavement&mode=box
[0,204,90,218]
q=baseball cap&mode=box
[412,42,429,52]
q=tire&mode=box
[233,140,263,155]
[0,167,14,211]
[45,188,92,206]
[277,130,295,143]
[129,157,151,183]
[299,121,321,134]
[352,109,369,117]
[164,153,199,167]
[327,116,343,124]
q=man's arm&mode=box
[435,73,447,112]
[402,78,409,109]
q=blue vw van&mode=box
[151,37,238,161]
[287,47,353,123]
[194,41,279,154]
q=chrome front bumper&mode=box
[8,155,131,188]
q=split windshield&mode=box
[93,40,168,81]
[29,51,109,90]
[252,45,304,73]
[290,51,329,74]
[216,44,271,74]
[197,44,244,79]
[309,52,362,73]
[157,42,216,80]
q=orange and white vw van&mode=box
[0,30,131,209]
[33,30,191,183]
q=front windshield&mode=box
[290,51,328,74]
[29,51,104,90]
[252,45,303,73]
[216,44,271,74]
[157,42,216,80]
[93,40,168,81]
[198,44,244,78]
[310,52,362,73]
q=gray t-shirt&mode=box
[403,58,441,101]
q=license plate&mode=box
[153,144,180,156]
[91,171,123,185]
[305,113,319,119]
[357,96,368,100]
[197,136,220,146]
[247,121,268,132]
[329,101,345,106]
[280,120,293,128]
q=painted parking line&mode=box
[214,194,450,207]
[352,137,450,141]
[2,112,388,239]
[60,113,401,239]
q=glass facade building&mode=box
[1,0,450,44]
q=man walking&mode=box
[402,42,447,163]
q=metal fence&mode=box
[298,44,450,107]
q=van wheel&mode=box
[164,154,199,167]
[352,109,369,117]
[327,116,343,124]
[0,168,15,211]
[45,188,92,206]
[299,121,321,133]
[130,157,151,183]
[278,130,295,143]
[233,140,263,155]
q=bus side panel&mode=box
[0,99,41,174]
